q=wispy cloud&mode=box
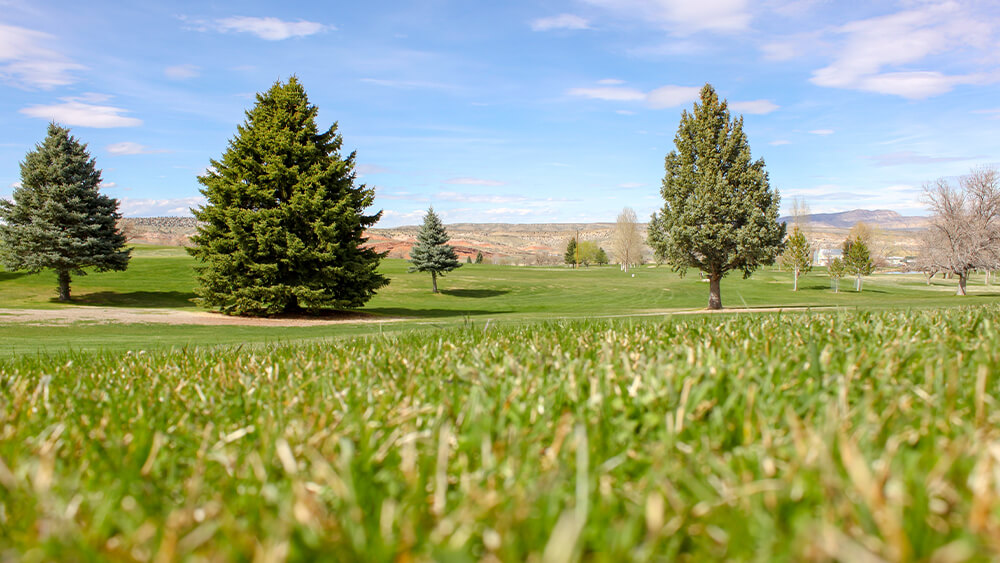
[164,64,200,80]
[187,16,332,41]
[530,14,591,32]
[445,177,506,187]
[569,81,769,112]
[581,0,750,34]
[808,3,994,99]
[357,163,392,175]
[0,23,85,89]
[866,151,973,167]
[769,139,791,146]
[106,142,169,155]
[119,197,206,217]
[729,99,779,115]
[436,191,526,204]
[360,77,456,91]
[21,96,142,128]
[809,129,834,135]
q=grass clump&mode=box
[1,306,999,560]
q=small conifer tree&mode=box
[409,207,460,293]
[0,123,130,301]
[475,251,484,264]
[779,226,813,291]
[564,238,578,267]
[595,247,609,265]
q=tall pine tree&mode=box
[189,77,387,316]
[0,123,130,301]
[647,84,784,309]
[843,236,875,292]
[409,207,460,293]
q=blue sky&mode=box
[2,0,1000,227]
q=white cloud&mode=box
[0,23,85,89]
[118,197,205,217]
[581,0,750,33]
[567,86,646,102]
[598,78,625,85]
[530,14,591,31]
[360,78,455,91]
[106,142,169,155]
[100,181,117,189]
[164,64,200,80]
[770,140,791,146]
[809,129,834,135]
[568,83,699,108]
[436,191,527,204]
[445,177,506,187]
[182,15,330,40]
[646,85,701,108]
[356,163,391,175]
[616,109,636,115]
[20,96,142,128]
[617,182,643,189]
[730,99,779,115]
[212,16,330,40]
[809,3,994,99]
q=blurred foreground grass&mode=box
[1,306,999,561]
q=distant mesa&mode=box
[121,209,929,264]
[778,209,928,230]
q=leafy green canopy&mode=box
[0,123,130,301]
[780,226,813,290]
[648,84,784,307]
[189,78,387,316]
[408,207,460,291]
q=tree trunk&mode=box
[957,272,967,296]
[432,271,438,293]
[793,268,799,291]
[57,270,71,302]
[707,274,722,310]
[855,275,862,292]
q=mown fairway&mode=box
[2,246,1000,355]
[1,306,999,560]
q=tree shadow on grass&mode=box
[440,289,510,298]
[0,271,30,282]
[66,291,197,308]
[364,307,504,319]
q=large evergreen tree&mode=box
[409,207,460,293]
[647,84,785,309]
[189,77,387,316]
[779,226,813,291]
[0,123,130,301]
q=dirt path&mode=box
[0,307,406,327]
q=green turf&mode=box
[1,245,999,355]
[1,307,998,560]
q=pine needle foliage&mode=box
[648,84,785,309]
[0,123,130,301]
[408,207,460,293]
[189,78,387,316]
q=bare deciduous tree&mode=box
[612,207,643,272]
[921,167,1000,296]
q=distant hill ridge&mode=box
[122,208,929,262]
[778,209,929,230]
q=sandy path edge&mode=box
[0,307,406,327]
